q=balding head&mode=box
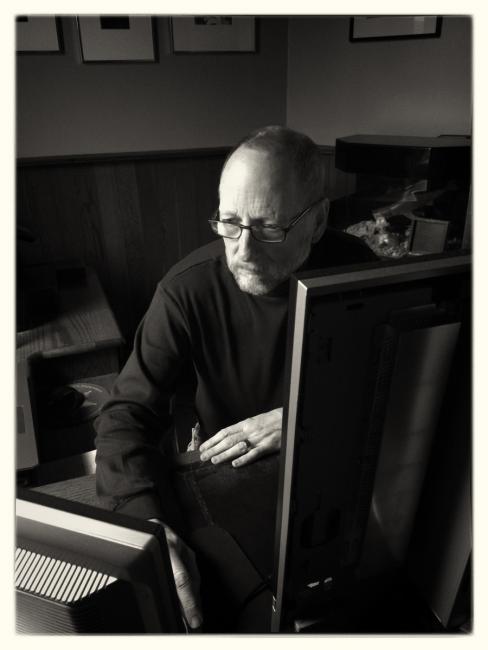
[217,126,329,296]
[221,125,326,204]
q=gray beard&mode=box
[226,246,312,296]
[229,267,279,295]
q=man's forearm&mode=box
[94,403,183,529]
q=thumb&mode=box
[172,559,202,629]
[163,525,203,630]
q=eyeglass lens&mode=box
[211,221,284,242]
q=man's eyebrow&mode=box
[218,212,241,223]
[219,209,279,224]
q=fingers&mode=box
[231,446,262,468]
[199,409,284,466]
[204,439,250,465]
[199,422,243,454]
[172,565,202,630]
[200,433,247,462]
[164,527,202,630]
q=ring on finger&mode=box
[241,439,252,452]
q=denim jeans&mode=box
[171,452,280,632]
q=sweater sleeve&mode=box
[94,281,192,529]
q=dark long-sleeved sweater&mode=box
[94,229,377,526]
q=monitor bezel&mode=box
[16,487,184,633]
[271,252,471,632]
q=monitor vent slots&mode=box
[15,547,117,603]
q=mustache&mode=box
[233,264,267,276]
[231,259,265,271]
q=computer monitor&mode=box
[16,253,471,635]
[16,488,184,633]
[272,252,471,632]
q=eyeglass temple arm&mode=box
[284,196,326,232]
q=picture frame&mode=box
[171,16,256,53]
[350,16,442,42]
[77,16,157,63]
[16,15,63,53]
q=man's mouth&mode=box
[235,263,261,274]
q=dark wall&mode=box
[287,16,472,145]
[17,17,288,158]
[18,148,349,343]
[16,14,290,343]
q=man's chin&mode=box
[232,269,276,296]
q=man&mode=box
[94,125,376,630]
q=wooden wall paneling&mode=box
[17,169,45,267]
[344,167,356,196]
[19,164,105,271]
[174,156,225,259]
[135,158,181,300]
[320,149,356,201]
[18,167,65,266]
[328,161,356,200]
[326,152,342,200]
[321,151,333,200]
[18,147,345,344]
[193,155,224,246]
[173,158,201,260]
[37,166,74,262]
[17,167,36,252]
[110,162,149,337]
[320,149,357,229]
[50,164,108,272]
[92,163,134,338]
[17,170,29,232]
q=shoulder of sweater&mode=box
[158,239,225,291]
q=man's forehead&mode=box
[219,147,300,199]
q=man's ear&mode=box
[311,198,330,243]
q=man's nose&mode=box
[236,227,255,258]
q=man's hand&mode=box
[199,407,283,468]
[149,520,202,630]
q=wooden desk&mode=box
[16,265,124,480]
[17,265,124,363]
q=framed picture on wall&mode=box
[350,16,442,42]
[171,16,256,53]
[16,16,63,53]
[77,16,157,62]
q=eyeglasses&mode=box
[208,196,325,244]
